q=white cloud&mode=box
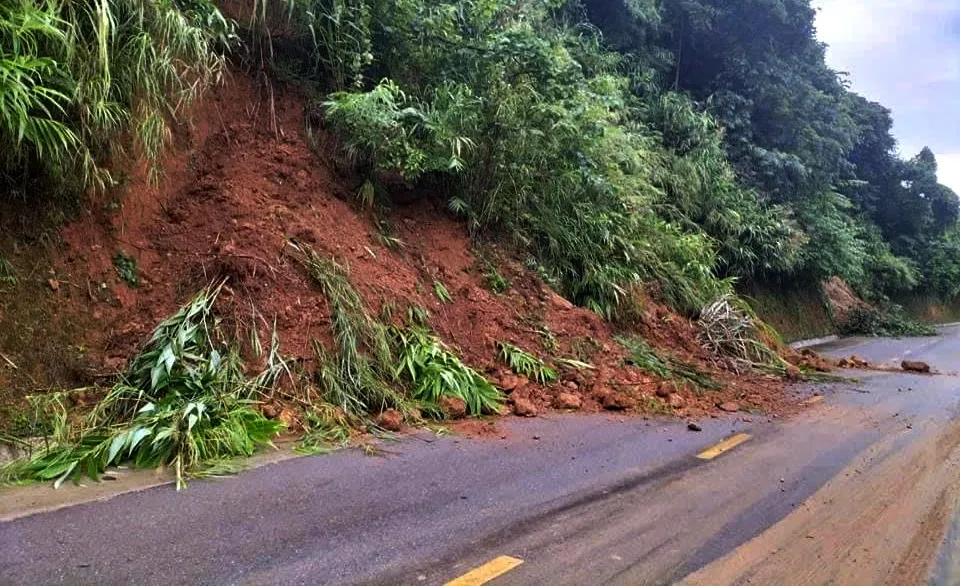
[813,0,960,157]
[937,154,960,194]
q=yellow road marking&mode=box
[802,395,824,407]
[696,433,752,460]
[445,556,524,586]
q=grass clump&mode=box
[113,251,138,287]
[433,280,452,304]
[293,242,405,416]
[482,264,510,295]
[2,285,285,489]
[0,256,16,285]
[392,327,501,417]
[1,0,232,198]
[497,342,557,385]
[697,295,785,372]
[619,336,718,392]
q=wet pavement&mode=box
[2,328,960,585]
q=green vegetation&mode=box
[432,280,452,304]
[838,307,937,338]
[619,337,718,392]
[2,287,285,489]
[295,243,406,416]
[1,0,231,199]
[113,251,138,288]
[482,264,510,295]
[392,327,501,417]
[497,342,558,385]
[0,257,16,286]
[295,242,501,419]
[7,0,958,330]
[304,0,958,319]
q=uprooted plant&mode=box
[697,295,786,373]
[496,342,558,385]
[1,285,285,489]
[292,241,501,420]
[392,327,501,417]
[293,241,406,417]
[618,336,718,392]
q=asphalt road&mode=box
[3,328,960,585]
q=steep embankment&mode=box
[0,76,805,434]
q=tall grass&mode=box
[293,241,501,418]
[0,0,231,197]
[292,242,406,415]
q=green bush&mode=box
[0,0,231,197]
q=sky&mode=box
[814,0,960,194]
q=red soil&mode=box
[0,73,809,428]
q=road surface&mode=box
[2,327,960,585]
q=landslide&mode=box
[0,75,812,436]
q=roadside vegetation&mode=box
[2,0,957,485]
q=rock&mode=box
[440,396,468,419]
[377,409,403,432]
[261,403,279,419]
[555,392,582,410]
[667,393,685,409]
[278,408,299,429]
[687,422,703,432]
[718,401,741,413]
[512,398,538,417]
[498,375,527,392]
[838,357,851,368]
[901,360,931,374]
[655,381,674,399]
[785,364,802,380]
[591,384,612,403]
[603,392,636,411]
[563,380,579,391]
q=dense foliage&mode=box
[5,0,958,316]
[0,0,230,198]
[267,0,958,313]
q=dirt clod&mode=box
[440,396,468,419]
[603,392,636,411]
[718,401,741,413]
[513,397,538,417]
[377,409,403,432]
[901,360,931,374]
[668,393,685,409]
[555,392,582,410]
[656,381,674,399]
[498,375,527,392]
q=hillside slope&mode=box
[0,76,809,436]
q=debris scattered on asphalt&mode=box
[901,360,931,373]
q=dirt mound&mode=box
[822,276,872,324]
[0,74,803,429]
